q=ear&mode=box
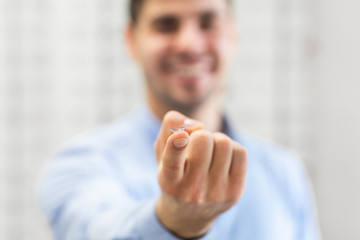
[125,22,139,61]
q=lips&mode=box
[172,64,207,78]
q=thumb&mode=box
[159,130,189,185]
[154,111,203,161]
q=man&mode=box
[38,0,321,239]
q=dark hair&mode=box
[129,0,145,24]
[129,0,232,24]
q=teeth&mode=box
[174,66,204,77]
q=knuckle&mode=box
[210,195,223,204]
[165,162,182,172]
[208,189,225,203]
[213,133,232,151]
[160,163,182,182]
[233,142,247,157]
[183,178,207,205]
[213,132,229,140]
[186,189,205,205]
[190,129,213,144]
[227,186,242,203]
[164,166,182,180]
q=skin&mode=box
[126,0,236,131]
[154,111,247,238]
[126,0,247,238]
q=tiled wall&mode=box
[0,0,314,239]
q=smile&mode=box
[172,65,207,78]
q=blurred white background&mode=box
[0,0,359,239]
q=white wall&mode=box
[313,0,360,239]
[1,0,359,239]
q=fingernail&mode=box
[174,138,189,148]
[184,118,198,128]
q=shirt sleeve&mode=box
[296,162,322,240]
[280,150,322,240]
[37,146,184,240]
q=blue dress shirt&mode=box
[38,105,321,240]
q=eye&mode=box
[153,16,179,33]
[200,12,216,31]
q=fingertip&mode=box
[184,118,203,135]
[169,131,189,149]
[184,118,200,128]
[163,111,185,125]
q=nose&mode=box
[173,21,206,59]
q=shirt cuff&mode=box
[136,198,217,240]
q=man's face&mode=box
[128,0,235,110]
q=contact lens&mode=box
[170,127,186,132]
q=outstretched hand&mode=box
[154,111,247,239]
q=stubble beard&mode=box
[146,75,215,117]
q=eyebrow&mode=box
[200,10,217,19]
[152,14,178,25]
